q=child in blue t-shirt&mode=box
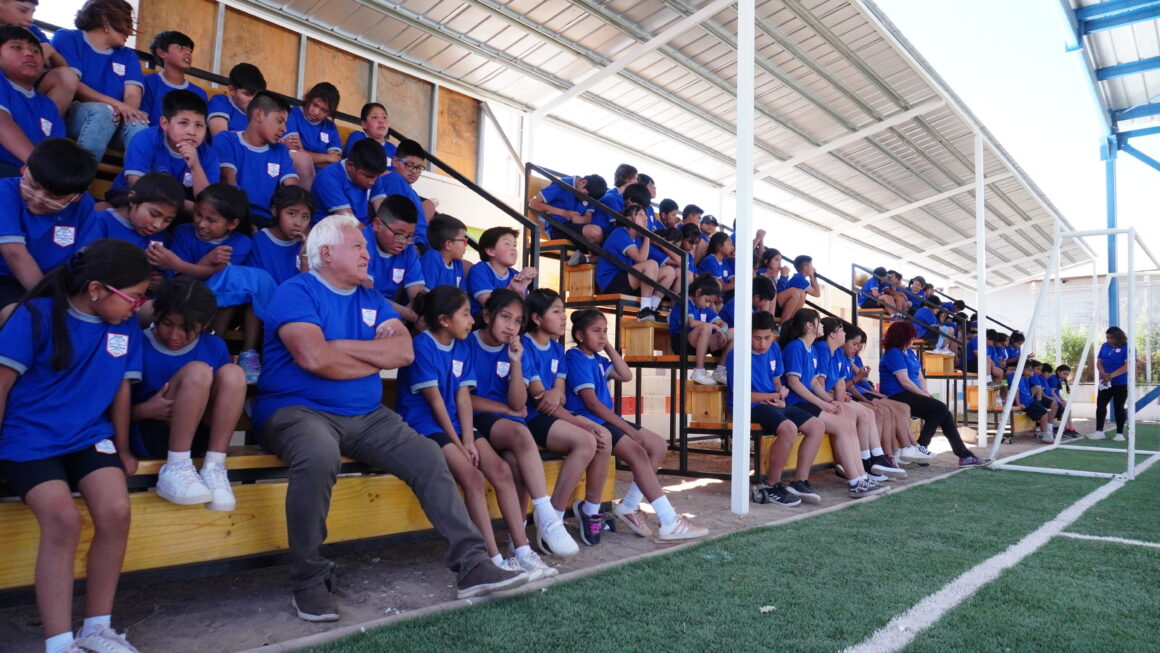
[52,0,149,162]
[0,238,149,653]
[208,63,265,136]
[698,232,735,302]
[283,82,342,188]
[0,139,96,306]
[0,25,64,177]
[564,309,707,541]
[1008,363,1053,442]
[342,102,396,171]
[365,194,425,324]
[420,213,469,291]
[399,286,560,572]
[131,276,244,511]
[729,310,826,506]
[1043,364,1077,437]
[595,204,677,322]
[310,138,390,225]
[111,89,218,203]
[213,91,299,229]
[466,226,537,318]
[527,174,600,248]
[668,274,729,386]
[140,31,208,127]
[81,174,183,294]
[522,289,612,545]
[147,184,275,383]
[779,254,820,324]
[379,138,430,245]
[246,185,313,286]
[0,5,77,116]
[468,290,577,566]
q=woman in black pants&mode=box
[878,322,991,467]
[1092,327,1130,441]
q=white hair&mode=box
[306,214,364,270]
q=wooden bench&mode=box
[686,421,837,481]
[922,351,955,376]
[620,319,671,357]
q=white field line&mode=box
[1060,532,1160,550]
[844,452,1160,653]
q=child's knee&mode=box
[179,360,214,387]
[37,498,82,542]
[90,495,131,533]
[460,466,488,495]
[215,362,246,389]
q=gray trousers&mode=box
[261,404,489,590]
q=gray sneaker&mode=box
[292,582,339,622]
[566,250,586,266]
[456,560,528,599]
[73,625,140,653]
[848,476,885,499]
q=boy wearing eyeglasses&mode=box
[366,194,426,325]
[310,138,390,225]
[378,138,431,247]
[0,138,97,307]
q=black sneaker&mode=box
[786,480,821,504]
[767,483,801,507]
[834,463,848,480]
[456,560,528,599]
[637,308,656,322]
[573,499,602,546]
[292,583,339,622]
[869,455,906,479]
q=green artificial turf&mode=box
[1003,448,1153,475]
[1069,450,1160,543]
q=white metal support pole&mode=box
[1127,229,1137,479]
[731,0,755,516]
[1054,221,1063,364]
[1054,270,1103,444]
[975,134,988,446]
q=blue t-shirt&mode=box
[668,299,719,335]
[812,341,841,392]
[787,273,810,291]
[1046,374,1063,399]
[169,223,253,269]
[112,125,220,196]
[141,73,208,126]
[467,331,536,421]
[285,105,342,160]
[134,329,230,404]
[1097,342,1129,386]
[563,348,614,422]
[0,298,142,461]
[538,176,590,237]
[1008,372,1034,407]
[253,271,397,432]
[879,347,920,397]
[726,344,782,408]
[397,330,476,437]
[79,208,170,251]
[52,29,143,102]
[365,231,424,303]
[466,261,518,316]
[988,345,1005,370]
[213,131,297,221]
[719,297,737,329]
[28,24,49,44]
[310,160,388,224]
[207,94,247,132]
[593,188,623,232]
[858,277,880,307]
[342,131,396,171]
[378,173,426,245]
[245,228,302,286]
[0,178,94,278]
[595,226,640,291]
[1029,373,1044,390]
[850,354,875,394]
[523,334,567,421]
[781,339,819,405]
[698,255,731,284]
[913,306,937,338]
[908,290,926,310]
[0,73,63,167]
[420,248,465,291]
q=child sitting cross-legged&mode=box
[131,275,244,510]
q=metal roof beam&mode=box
[1075,0,1160,21]
[896,217,1055,264]
[530,0,735,118]
[1111,101,1160,121]
[1080,3,1160,34]
[844,173,1013,231]
[1095,54,1160,80]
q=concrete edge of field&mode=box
[235,467,968,653]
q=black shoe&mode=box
[786,480,821,504]
[292,583,339,622]
[752,482,801,506]
[869,455,906,479]
[834,463,848,480]
[573,499,602,546]
[637,308,656,322]
[456,560,528,599]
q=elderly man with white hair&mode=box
[253,215,525,622]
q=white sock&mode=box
[203,450,227,467]
[531,496,556,524]
[515,545,534,560]
[555,509,565,522]
[650,296,661,310]
[860,450,871,460]
[491,553,503,565]
[166,450,191,466]
[652,495,677,527]
[45,633,74,653]
[694,367,706,374]
[79,615,111,637]
[871,447,884,457]
[848,478,860,487]
[583,501,602,516]
[622,483,644,511]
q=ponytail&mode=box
[778,308,819,346]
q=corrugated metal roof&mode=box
[240,0,1093,286]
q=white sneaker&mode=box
[690,369,717,386]
[75,624,141,653]
[1087,430,1107,441]
[1113,433,1126,442]
[536,515,579,557]
[199,463,237,512]
[657,515,708,541]
[156,460,212,505]
[710,366,728,385]
[613,501,652,537]
[908,444,936,460]
[516,550,558,581]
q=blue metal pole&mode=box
[1105,144,1119,326]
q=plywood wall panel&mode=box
[435,86,479,182]
[136,0,217,73]
[304,39,371,117]
[376,65,433,148]
[220,8,298,97]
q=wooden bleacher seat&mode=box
[922,351,954,376]
[685,383,725,422]
[564,264,595,297]
[686,421,838,480]
[620,319,671,357]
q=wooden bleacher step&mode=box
[620,319,671,357]
[564,264,595,298]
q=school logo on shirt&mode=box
[112,62,125,76]
[391,267,405,284]
[40,118,53,137]
[1114,348,1122,353]
[267,163,281,178]
[770,360,778,374]
[53,226,75,248]
[698,312,706,321]
[455,275,462,286]
[106,333,129,358]
[361,308,377,327]
[550,359,559,374]
[182,172,193,187]
[94,439,117,455]
[149,240,164,248]
[452,359,464,378]
[496,361,510,378]
[320,132,330,144]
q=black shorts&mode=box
[752,404,816,433]
[669,332,724,358]
[860,297,881,309]
[596,420,628,448]
[789,401,822,418]
[918,334,938,349]
[1025,402,1048,420]
[131,420,212,459]
[599,270,634,295]
[425,431,459,448]
[526,414,559,447]
[473,412,520,440]
[0,442,124,499]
